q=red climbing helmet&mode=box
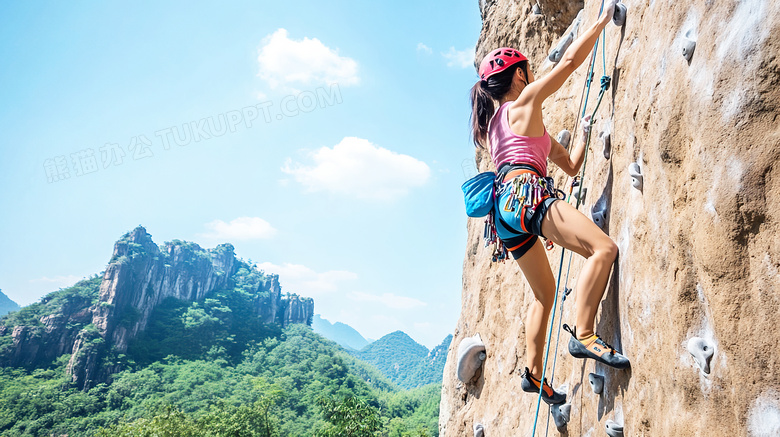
[478,47,528,81]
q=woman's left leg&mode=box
[514,238,557,379]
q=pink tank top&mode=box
[488,101,550,175]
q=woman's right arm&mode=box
[519,0,618,106]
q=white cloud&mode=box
[349,291,427,310]
[442,46,474,69]
[29,275,81,285]
[257,262,357,296]
[282,137,430,201]
[417,43,432,54]
[199,217,277,241]
[257,28,359,90]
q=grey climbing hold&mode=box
[457,333,486,383]
[628,163,643,190]
[532,3,542,15]
[600,130,611,159]
[687,337,715,374]
[557,129,571,149]
[682,29,696,62]
[474,422,484,437]
[591,204,606,229]
[612,3,627,27]
[682,37,696,62]
[559,403,571,422]
[549,32,574,63]
[588,373,605,394]
[572,186,587,203]
[551,403,571,429]
[605,420,624,437]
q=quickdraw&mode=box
[483,207,508,263]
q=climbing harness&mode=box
[484,164,565,262]
[499,173,564,222]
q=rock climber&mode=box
[468,0,629,405]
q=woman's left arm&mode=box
[549,135,585,177]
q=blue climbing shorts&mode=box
[494,164,561,259]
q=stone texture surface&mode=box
[441,1,780,436]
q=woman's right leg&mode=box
[540,200,619,338]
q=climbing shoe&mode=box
[520,367,567,405]
[564,324,630,369]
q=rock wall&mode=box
[441,1,780,436]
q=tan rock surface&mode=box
[441,0,780,435]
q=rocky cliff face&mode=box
[0,226,315,390]
[89,227,237,354]
[282,293,315,327]
[66,227,246,388]
[441,1,780,436]
[1,285,97,369]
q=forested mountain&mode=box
[0,324,438,436]
[352,332,452,389]
[0,289,20,317]
[0,226,313,390]
[0,227,440,436]
[312,314,371,350]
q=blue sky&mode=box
[0,1,482,349]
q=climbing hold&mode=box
[532,2,542,15]
[474,422,484,437]
[588,373,604,394]
[551,403,572,429]
[559,403,571,421]
[557,129,571,149]
[628,163,643,190]
[457,334,487,383]
[605,420,624,437]
[612,3,627,27]
[591,203,607,229]
[682,35,696,62]
[600,130,611,159]
[548,32,574,63]
[572,186,587,203]
[687,337,715,374]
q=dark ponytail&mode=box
[470,61,528,148]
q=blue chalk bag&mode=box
[461,171,497,218]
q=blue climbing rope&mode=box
[529,1,615,435]
[541,74,610,437]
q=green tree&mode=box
[316,395,382,437]
[94,404,199,437]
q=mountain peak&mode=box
[0,289,20,317]
[312,314,369,350]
